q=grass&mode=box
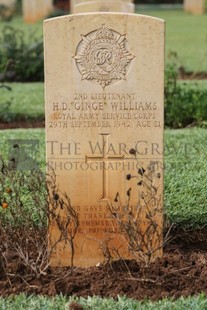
[137,9,207,73]
[0,83,44,121]
[0,293,207,309]
[0,15,43,38]
[164,127,207,227]
[180,80,207,90]
[0,10,207,73]
[0,128,45,168]
[0,127,207,228]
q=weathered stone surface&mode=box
[44,13,165,267]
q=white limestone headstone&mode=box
[22,0,53,23]
[44,12,165,267]
[184,0,205,15]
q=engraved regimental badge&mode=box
[74,25,135,89]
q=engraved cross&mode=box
[86,133,125,200]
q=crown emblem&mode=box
[96,25,114,40]
[74,25,135,89]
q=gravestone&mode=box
[44,13,165,267]
[44,0,54,15]
[22,0,53,23]
[71,0,135,14]
[0,0,16,17]
[0,0,16,6]
[184,0,205,14]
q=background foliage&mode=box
[0,26,43,82]
[165,65,207,128]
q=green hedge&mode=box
[0,26,43,82]
[165,65,207,128]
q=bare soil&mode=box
[0,228,207,300]
[0,120,45,130]
[179,69,207,80]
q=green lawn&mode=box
[0,293,207,309]
[137,9,207,73]
[0,10,207,73]
[0,83,44,121]
[180,80,207,90]
[0,15,43,37]
[164,127,207,227]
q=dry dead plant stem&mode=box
[0,157,79,283]
[46,168,79,268]
[105,161,165,268]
